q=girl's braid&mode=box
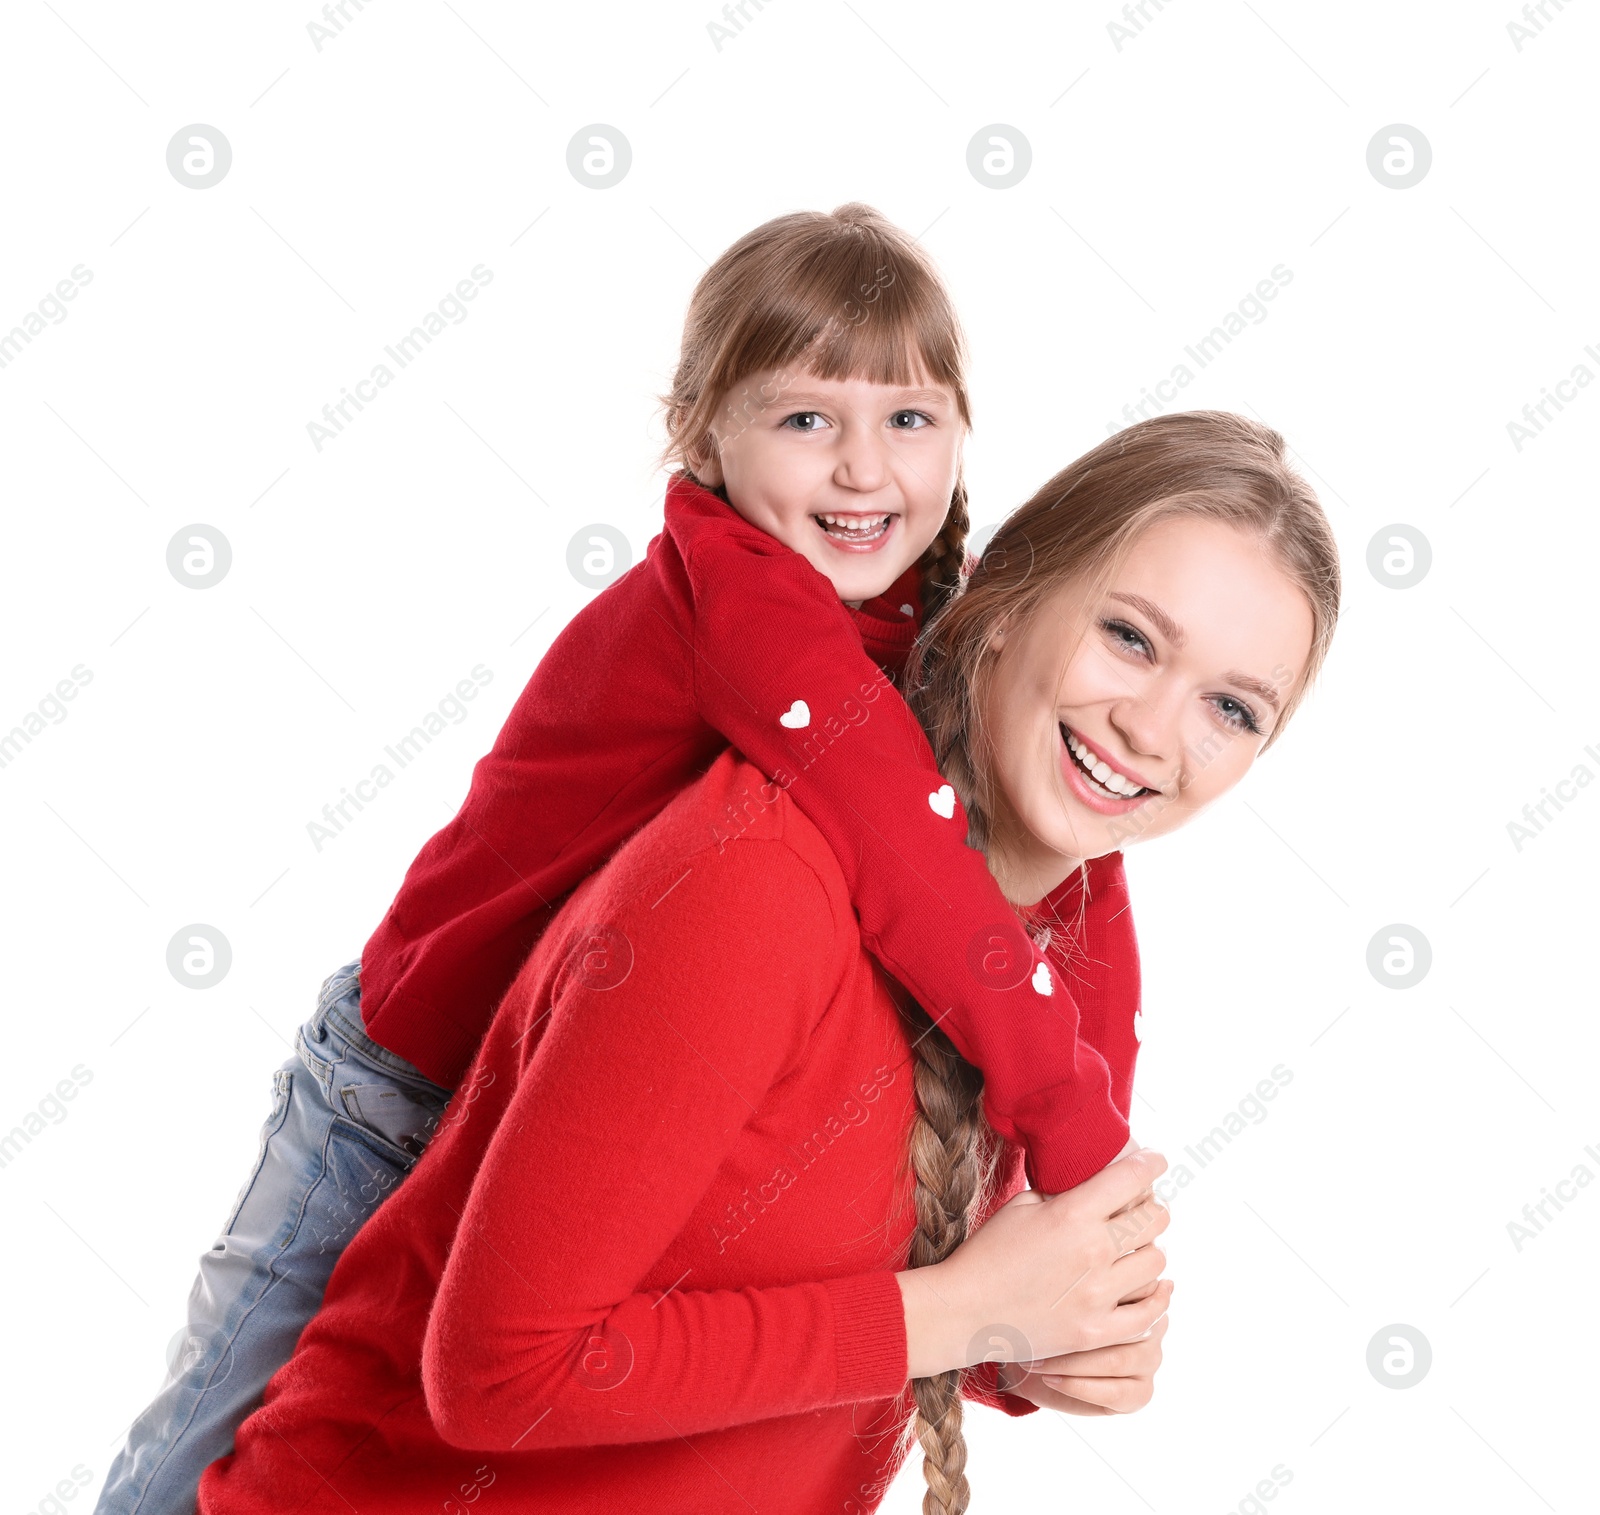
[918,479,972,621]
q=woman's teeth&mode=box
[1064,726,1148,798]
[816,513,891,542]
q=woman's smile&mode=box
[1058,722,1159,815]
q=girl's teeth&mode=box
[819,513,889,531]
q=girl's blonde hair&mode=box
[896,411,1341,1513]
[661,203,974,616]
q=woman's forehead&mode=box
[1049,517,1314,671]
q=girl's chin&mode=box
[808,553,916,603]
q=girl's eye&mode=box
[1211,695,1262,735]
[888,409,931,430]
[782,411,829,432]
[1100,618,1152,659]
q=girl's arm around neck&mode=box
[682,531,1132,1194]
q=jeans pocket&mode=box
[220,1067,294,1236]
[339,1082,446,1159]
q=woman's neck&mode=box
[982,806,1082,910]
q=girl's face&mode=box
[693,368,963,604]
[980,515,1316,905]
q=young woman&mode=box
[196,411,1340,1515]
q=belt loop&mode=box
[312,959,360,1040]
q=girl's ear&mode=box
[685,429,724,486]
[986,612,1010,653]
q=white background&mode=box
[2,1,1597,1511]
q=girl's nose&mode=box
[832,417,891,493]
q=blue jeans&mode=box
[95,961,452,1515]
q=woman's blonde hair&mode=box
[661,203,974,616]
[896,412,1340,1512]
[895,996,999,1515]
[911,410,1342,851]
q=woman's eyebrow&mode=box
[1108,591,1187,648]
[1107,592,1281,708]
[1228,671,1282,711]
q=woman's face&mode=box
[979,514,1316,904]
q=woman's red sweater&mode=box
[356,474,1131,1193]
[198,750,1141,1515]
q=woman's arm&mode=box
[420,777,1170,1451]
[894,1159,1170,1379]
[420,828,911,1451]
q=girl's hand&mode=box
[897,1148,1171,1378]
[996,1286,1171,1415]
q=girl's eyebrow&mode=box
[776,387,953,408]
[773,392,838,407]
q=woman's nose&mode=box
[1109,693,1177,770]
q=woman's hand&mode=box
[996,1293,1171,1414]
[897,1147,1171,1379]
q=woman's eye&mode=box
[888,409,931,430]
[782,411,828,432]
[1212,695,1261,735]
[1100,618,1152,658]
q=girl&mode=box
[100,204,1137,1515]
[197,410,1340,1515]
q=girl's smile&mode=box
[813,511,898,552]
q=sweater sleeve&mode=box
[962,1361,1040,1418]
[356,560,720,1089]
[685,534,1128,1193]
[1040,851,1142,1123]
[420,834,910,1450]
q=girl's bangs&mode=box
[718,256,967,412]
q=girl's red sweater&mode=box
[199,749,1141,1515]
[357,474,1133,1193]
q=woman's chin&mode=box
[1039,790,1161,864]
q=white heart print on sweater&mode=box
[928,784,956,819]
[899,603,915,616]
[1031,961,1053,996]
[1132,1009,1144,1043]
[778,700,810,729]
